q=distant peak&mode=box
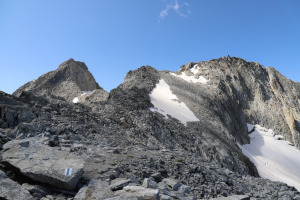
[58,58,88,71]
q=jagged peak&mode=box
[58,58,88,72]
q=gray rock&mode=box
[22,182,51,196]
[160,194,174,200]
[162,178,182,191]
[209,195,250,200]
[74,179,113,200]
[2,138,84,190]
[115,185,159,200]
[110,178,132,191]
[0,170,34,200]
[142,178,158,189]
[151,173,163,182]
[18,111,36,123]
[177,185,191,194]
[5,111,15,127]
[105,196,139,200]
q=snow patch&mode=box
[149,79,199,126]
[274,135,285,140]
[238,124,300,191]
[190,64,199,74]
[81,91,91,95]
[73,97,79,103]
[170,64,208,84]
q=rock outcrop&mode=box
[13,58,107,102]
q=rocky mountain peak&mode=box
[13,59,105,102]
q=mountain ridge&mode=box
[1,56,300,199]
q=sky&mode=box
[0,0,300,94]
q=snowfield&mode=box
[170,65,208,84]
[149,79,199,126]
[238,124,300,191]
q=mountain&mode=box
[1,57,300,200]
[13,58,108,102]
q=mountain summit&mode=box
[13,58,105,102]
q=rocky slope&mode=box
[0,57,300,200]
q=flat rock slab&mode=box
[74,179,113,200]
[2,138,85,190]
[0,170,34,200]
[115,185,159,200]
[210,195,250,200]
[110,178,131,191]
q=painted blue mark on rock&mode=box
[65,168,72,176]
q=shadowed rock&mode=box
[0,170,34,200]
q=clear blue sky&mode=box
[1,0,299,94]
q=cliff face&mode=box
[13,58,107,102]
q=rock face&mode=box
[2,138,84,190]
[1,57,300,199]
[173,56,300,149]
[13,58,107,102]
[0,170,34,200]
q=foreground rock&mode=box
[2,138,85,190]
[0,170,34,200]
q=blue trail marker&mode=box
[65,168,72,176]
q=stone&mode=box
[177,185,191,194]
[18,111,36,123]
[115,185,159,200]
[0,170,34,200]
[110,178,132,191]
[209,195,250,200]
[162,178,182,191]
[142,178,158,189]
[151,172,163,182]
[74,179,113,200]
[160,194,174,200]
[2,138,84,190]
[5,111,15,124]
[105,196,138,200]
[22,183,51,197]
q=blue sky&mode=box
[0,0,299,94]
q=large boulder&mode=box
[0,170,34,200]
[2,138,85,190]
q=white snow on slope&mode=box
[73,91,92,103]
[238,124,300,191]
[149,79,199,126]
[81,91,91,95]
[170,64,208,84]
[73,97,79,103]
